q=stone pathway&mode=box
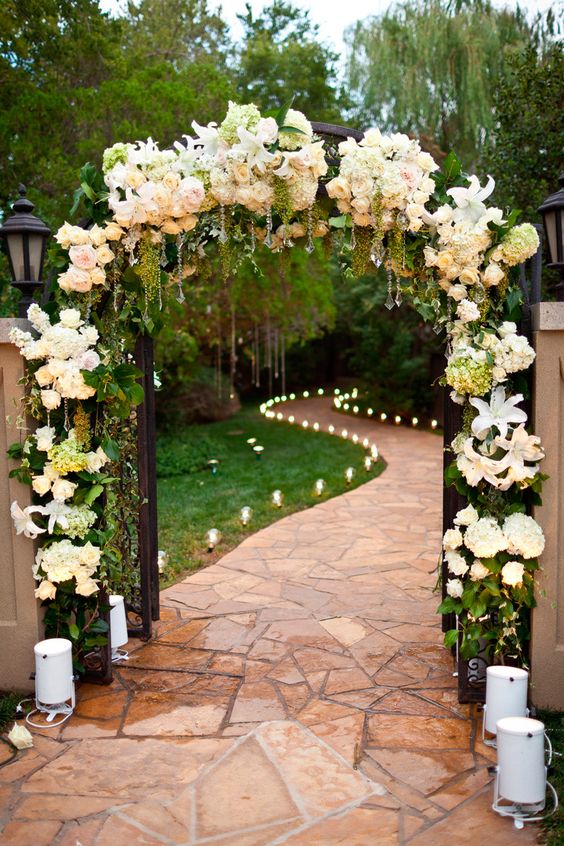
[0,398,538,845]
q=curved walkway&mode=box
[0,399,536,845]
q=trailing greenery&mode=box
[157,404,384,584]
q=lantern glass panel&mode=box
[27,232,45,281]
[6,232,25,281]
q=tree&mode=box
[344,0,534,168]
[481,41,564,221]
[236,0,344,122]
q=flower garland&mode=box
[8,101,544,668]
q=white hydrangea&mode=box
[464,517,508,557]
[278,109,313,151]
[502,513,545,559]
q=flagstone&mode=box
[366,748,475,795]
[371,690,454,717]
[126,642,212,671]
[276,682,311,715]
[230,682,286,723]
[13,793,119,820]
[194,736,301,838]
[0,820,62,845]
[189,617,253,650]
[95,814,165,846]
[325,667,375,695]
[117,668,202,691]
[319,615,369,646]
[267,658,306,685]
[367,714,472,750]
[203,820,302,846]
[431,766,492,810]
[307,712,366,764]
[156,618,211,644]
[56,818,104,846]
[123,692,229,736]
[115,800,191,843]
[279,806,399,845]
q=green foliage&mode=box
[344,0,537,168]
[156,430,226,478]
[0,691,22,733]
[236,0,345,121]
[481,42,564,222]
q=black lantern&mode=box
[538,174,564,302]
[0,185,51,317]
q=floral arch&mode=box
[8,101,544,677]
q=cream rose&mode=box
[483,262,505,287]
[326,176,351,202]
[459,267,481,286]
[443,528,463,550]
[162,171,180,191]
[96,245,115,265]
[501,560,525,587]
[58,266,92,293]
[125,168,146,190]
[75,578,99,597]
[446,578,464,598]
[32,475,52,496]
[161,219,182,235]
[104,222,124,241]
[35,580,57,601]
[34,365,54,388]
[436,251,455,272]
[90,267,106,286]
[79,543,101,566]
[59,308,83,330]
[232,162,251,185]
[351,196,371,215]
[51,479,77,501]
[69,245,98,271]
[41,389,62,410]
[470,560,490,581]
[352,212,373,228]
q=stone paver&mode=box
[0,398,538,844]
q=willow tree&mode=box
[344,0,533,169]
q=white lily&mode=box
[172,135,199,172]
[10,501,46,539]
[469,387,528,440]
[456,438,509,488]
[447,175,496,226]
[190,121,221,157]
[492,424,544,489]
[35,500,72,534]
[232,127,276,172]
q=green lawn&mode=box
[540,711,564,844]
[157,404,384,585]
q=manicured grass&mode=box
[540,711,564,844]
[0,691,21,733]
[157,404,384,585]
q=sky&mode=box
[100,0,559,59]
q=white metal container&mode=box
[484,665,529,735]
[109,594,128,650]
[496,716,547,805]
[34,638,74,706]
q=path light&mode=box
[288,415,295,423]
[394,415,401,425]
[352,388,358,398]
[343,403,350,410]
[482,666,529,747]
[538,175,564,301]
[353,406,359,414]
[341,429,348,438]
[246,437,257,446]
[492,716,557,826]
[328,424,335,433]
[412,417,419,427]
[362,437,369,448]
[334,388,340,395]
[431,419,438,430]
[208,459,220,475]
[303,390,309,398]
[289,393,296,400]
[276,412,284,420]
[0,185,51,317]
[364,456,372,471]
[302,420,309,428]
[271,489,284,508]
[314,478,326,496]
[344,467,355,484]
[206,528,221,551]
[157,549,169,574]
[352,434,359,443]
[253,445,264,459]
[274,396,280,403]
[367,408,373,416]
[371,445,379,459]
[281,395,287,402]
[239,506,252,526]
[334,399,342,409]
[380,413,387,422]
[318,388,324,395]
[31,638,75,727]
[109,595,129,663]
[313,422,320,431]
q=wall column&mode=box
[530,302,564,708]
[0,318,42,692]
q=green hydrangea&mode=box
[278,109,313,151]
[218,102,261,145]
[445,357,492,396]
[498,223,540,267]
[48,439,89,474]
[102,142,134,173]
[63,505,97,539]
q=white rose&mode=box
[90,267,106,286]
[69,244,98,271]
[416,151,438,172]
[35,426,56,452]
[470,560,490,581]
[34,580,57,601]
[459,267,481,287]
[79,543,101,567]
[454,505,479,526]
[104,222,124,241]
[443,528,463,550]
[75,350,100,372]
[59,308,83,330]
[41,390,62,410]
[96,245,115,265]
[88,224,106,247]
[446,578,464,598]
[501,560,525,587]
[498,321,517,338]
[351,196,371,215]
[447,284,468,302]
[51,479,77,502]
[32,475,52,496]
[445,550,469,576]
[82,326,99,345]
[326,176,352,202]
[34,365,54,388]
[436,251,455,271]
[75,578,99,597]
[483,262,505,287]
